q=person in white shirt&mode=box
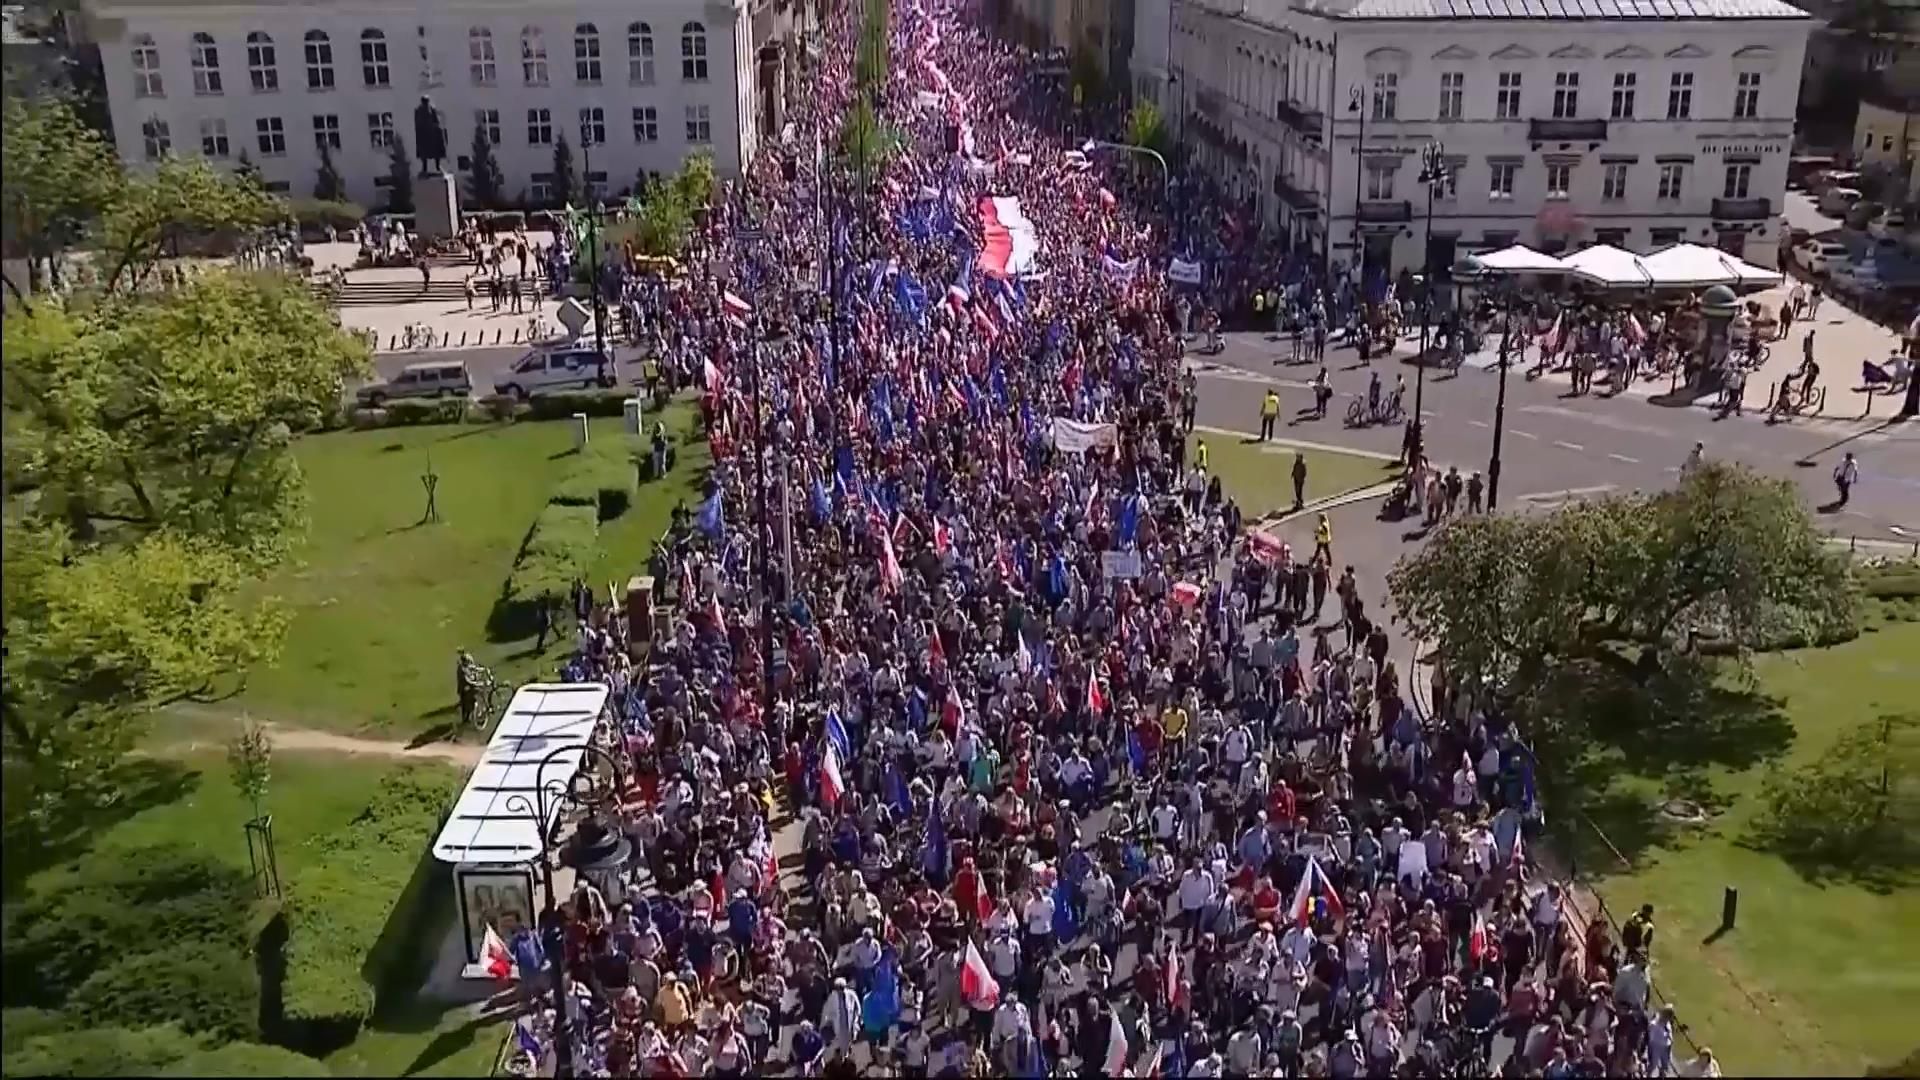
[1226,1026,1264,1073]
[821,977,861,1054]
[986,930,1021,982]
[990,996,1030,1049]
[1024,888,1057,948]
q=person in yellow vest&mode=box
[1259,388,1281,441]
[1253,290,1266,329]
[1195,439,1210,471]
[1314,512,1333,564]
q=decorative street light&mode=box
[1451,252,1518,510]
[1348,83,1370,288]
[1413,141,1452,438]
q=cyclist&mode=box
[1388,374,1406,421]
[456,648,487,727]
[1463,975,1502,1067]
[1310,367,1332,418]
[1367,371,1383,421]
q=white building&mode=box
[84,0,776,210]
[1156,0,1811,272]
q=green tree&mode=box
[1126,99,1169,156]
[313,142,345,202]
[227,722,272,821]
[855,0,890,96]
[673,151,716,216]
[1388,462,1858,698]
[1,96,123,297]
[550,133,577,208]
[234,151,261,186]
[841,97,900,183]
[384,135,413,212]
[467,124,505,210]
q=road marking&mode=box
[1191,425,1402,463]
[1468,419,1490,429]
[1518,404,1671,440]
[1510,429,1540,440]
[1608,452,1640,464]
[1553,440,1586,452]
[1518,484,1617,504]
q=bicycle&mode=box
[403,322,437,350]
[465,666,508,729]
[1346,394,1405,428]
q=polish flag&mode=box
[879,530,905,593]
[723,290,753,327]
[482,925,514,982]
[819,743,846,807]
[1086,669,1107,715]
[1102,1011,1131,1074]
[942,683,964,733]
[1287,854,1345,928]
[704,356,727,394]
[1164,939,1184,1009]
[927,624,946,666]
[959,941,1001,1009]
[1469,909,1489,962]
[933,519,953,557]
[1510,830,1527,873]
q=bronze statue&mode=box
[414,95,448,176]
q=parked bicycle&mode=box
[1346,392,1405,428]
[402,322,438,350]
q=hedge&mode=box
[1,1024,204,1078]
[551,440,640,521]
[160,1042,332,1077]
[380,399,472,427]
[288,197,367,233]
[69,940,259,1043]
[505,503,600,607]
[525,389,635,421]
[278,767,457,1038]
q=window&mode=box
[1546,163,1572,199]
[247,32,278,91]
[574,22,602,83]
[132,34,163,96]
[360,29,389,87]
[1496,72,1521,120]
[1667,71,1692,120]
[1611,72,1636,120]
[627,22,655,84]
[416,25,440,88]
[368,110,393,149]
[528,107,552,145]
[1489,162,1517,200]
[1886,134,1896,152]
[1365,163,1395,200]
[1734,71,1760,119]
[579,106,605,145]
[1602,162,1628,200]
[685,103,711,143]
[632,105,659,142]
[200,117,229,157]
[1594,228,1628,247]
[1657,162,1685,200]
[141,117,171,160]
[304,31,334,90]
[522,26,549,86]
[1371,72,1397,120]
[1723,163,1752,199]
[681,20,708,81]
[1650,227,1684,246]
[313,113,340,150]
[1552,72,1579,118]
[531,171,554,204]
[475,107,500,145]
[191,32,223,94]
[470,27,496,84]
[255,115,286,156]
[1438,71,1464,121]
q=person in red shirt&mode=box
[1268,779,1297,831]
[952,857,986,927]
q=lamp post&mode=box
[1413,141,1451,432]
[577,123,606,364]
[1452,253,1511,509]
[1347,82,1369,292]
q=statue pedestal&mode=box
[417,172,460,242]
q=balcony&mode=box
[1276,100,1326,142]
[1274,175,1320,212]
[1356,199,1412,224]
[1528,117,1610,143]
[1711,196,1772,220]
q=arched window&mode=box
[304,30,334,90]
[360,28,389,87]
[521,26,548,86]
[680,21,707,82]
[246,32,278,92]
[469,27,496,85]
[627,22,654,85]
[131,33,163,96]
[574,22,601,83]
[191,32,223,95]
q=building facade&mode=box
[1155,0,1811,272]
[84,0,769,210]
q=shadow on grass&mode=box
[0,757,201,900]
[1736,710,1920,894]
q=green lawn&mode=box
[1192,434,1396,522]
[1559,619,1920,1077]
[235,408,704,738]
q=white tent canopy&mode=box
[1477,244,1568,274]
[432,682,610,866]
[1640,242,1783,289]
[1561,244,1654,287]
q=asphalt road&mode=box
[1183,331,1920,546]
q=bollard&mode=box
[571,413,590,450]
[460,331,468,346]
[514,328,522,343]
[1722,886,1738,929]
[495,328,502,345]
[389,334,398,351]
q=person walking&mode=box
[1260,388,1281,441]
[1291,451,1308,510]
[1313,513,1333,564]
[1833,451,1859,507]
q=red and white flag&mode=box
[482,925,514,982]
[723,290,753,327]
[1510,831,1527,873]
[942,683,964,733]
[1086,669,1107,715]
[818,743,846,807]
[1287,854,1345,928]
[879,530,905,593]
[1102,1011,1131,1074]
[1469,909,1489,962]
[933,519,953,557]
[1164,940,1184,1009]
[704,356,727,394]
[959,941,1000,1009]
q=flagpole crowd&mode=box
[492,2,1718,1078]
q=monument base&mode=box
[417,172,460,242]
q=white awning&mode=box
[1561,244,1654,288]
[1477,244,1568,275]
[1640,243,1783,289]
[432,682,610,866]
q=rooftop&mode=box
[1310,0,1811,19]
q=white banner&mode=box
[1101,550,1142,579]
[914,90,943,109]
[1051,418,1119,454]
[1102,254,1141,281]
[1169,258,1204,286]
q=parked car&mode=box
[1795,238,1852,275]
[1868,212,1908,241]
[1820,186,1866,218]
[355,360,473,406]
[491,345,616,399]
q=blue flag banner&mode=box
[697,492,725,538]
[886,761,913,817]
[1127,725,1147,774]
[811,478,831,522]
[923,803,948,884]
[862,947,902,1036]
[824,707,851,761]
[1051,873,1080,944]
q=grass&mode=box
[1556,619,1920,1077]
[234,407,704,738]
[1191,433,1395,522]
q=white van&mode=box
[1819,186,1865,218]
[491,345,616,399]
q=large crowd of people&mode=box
[491,2,1721,1078]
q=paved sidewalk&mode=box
[339,295,588,353]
